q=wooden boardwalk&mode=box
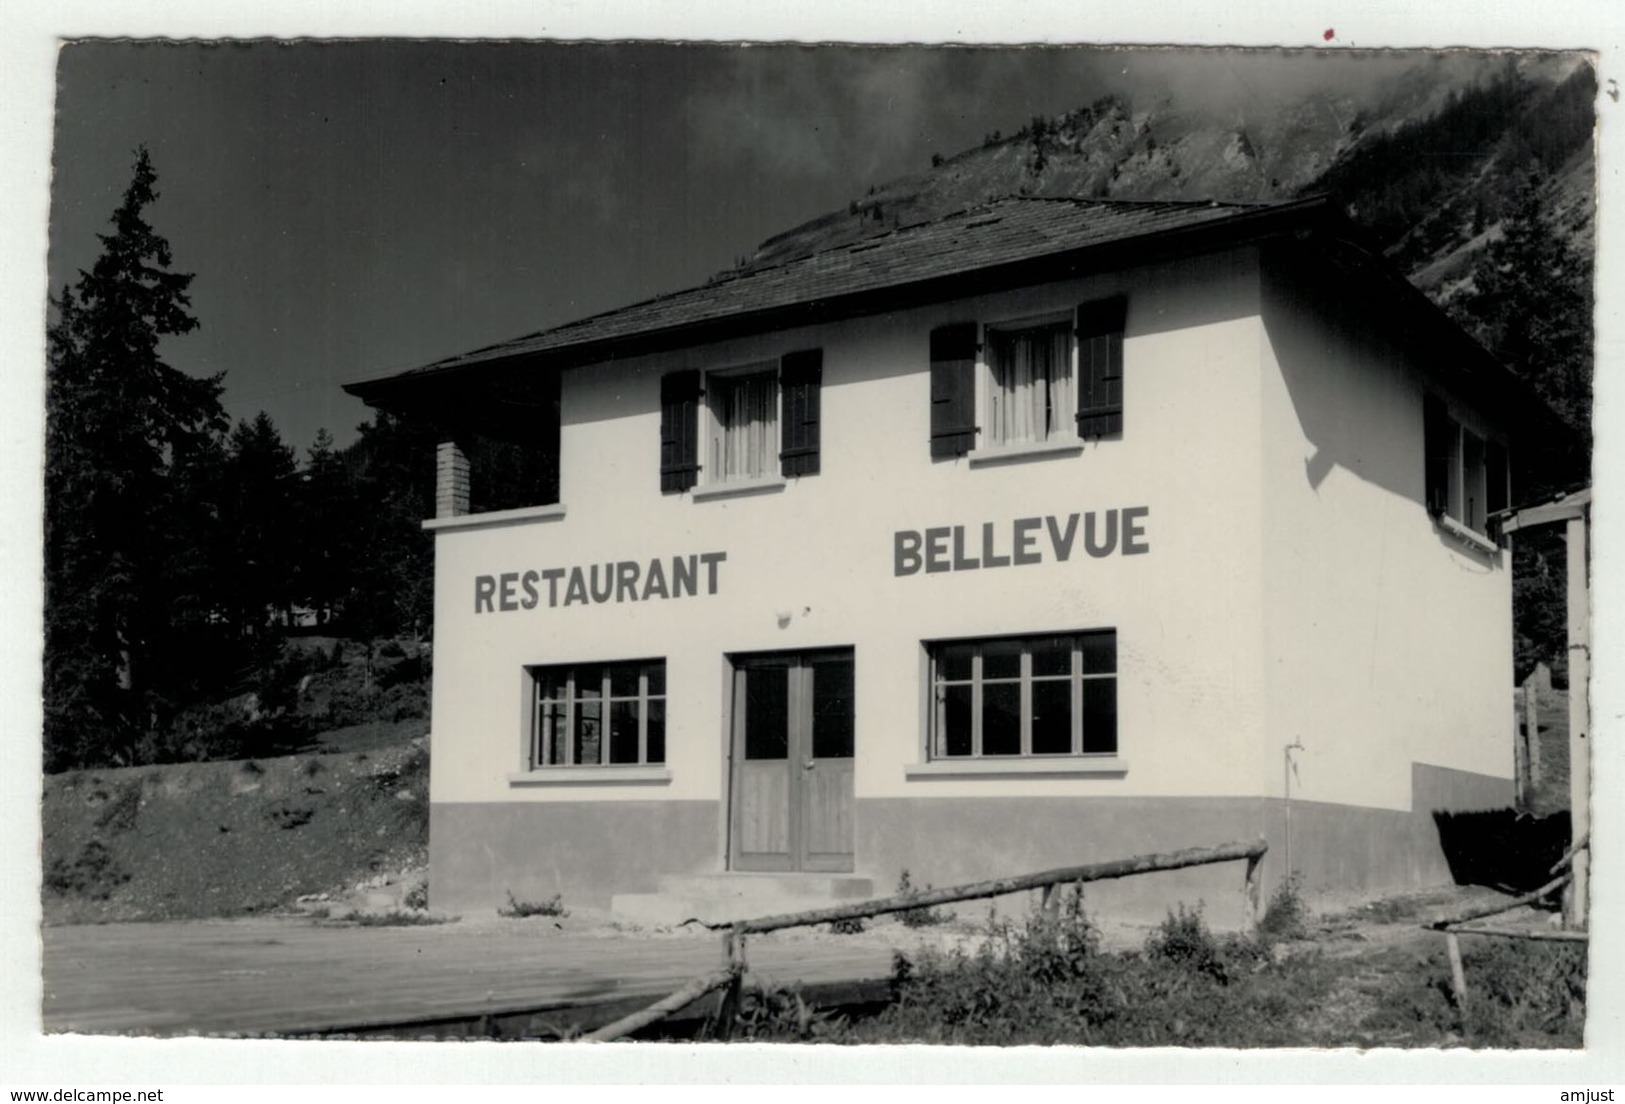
[42,916,901,1037]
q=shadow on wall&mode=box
[1431,807,1570,894]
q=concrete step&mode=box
[610,891,869,927]
[612,872,877,927]
[655,872,874,900]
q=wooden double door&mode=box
[728,649,855,873]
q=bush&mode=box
[1461,938,1587,1046]
[499,890,569,919]
[730,985,846,1041]
[895,869,948,928]
[828,916,866,935]
[403,881,429,911]
[848,892,1321,1046]
[1258,873,1311,940]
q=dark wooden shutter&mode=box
[659,369,701,493]
[779,348,823,478]
[1485,439,1510,546]
[1423,393,1451,517]
[1075,297,1127,438]
[535,367,562,506]
[929,323,979,458]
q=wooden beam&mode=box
[1566,509,1590,930]
[1425,871,1570,930]
[582,968,736,1043]
[1446,925,1589,943]
[727,838,1268,935]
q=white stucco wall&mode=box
[1256,253,1515,812]
[427,247,1275,808]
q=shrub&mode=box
[730,985,846,1042]
[499,890,569,919]
[1258,873,1310,940]
[851,892,1313,1046]
[403,881,429,911]
[1460,938,1587,1046]
[1145,903,1268,985]
[895,869,948,928]
[828,916,866,935]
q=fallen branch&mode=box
[583,967,736,1043]
[1425,871,1570,930]
[1549,833,1589,876]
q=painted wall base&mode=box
[427,763,1512,920]
[428,800,720,914]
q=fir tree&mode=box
[44,148,226,770]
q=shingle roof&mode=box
[351,196,1310,391]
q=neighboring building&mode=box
[347,195,1559,923]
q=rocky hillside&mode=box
[734,53,1594,315]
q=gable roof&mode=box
[345,195,1322,401]
[342,193,1576,463]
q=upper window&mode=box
[986,319,1073,447]
[707,365,779,483]
[928,631,1117,760]
[1424,394,1508,541]
[930,297,1125,459]
[660,349,822,493]
[530,659,666,768]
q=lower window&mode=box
[530,659,666,767]
[928,631,1116,759]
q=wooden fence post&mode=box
[1445,932,1469,1021]
[1243,851,1264,931]
[714,928,746,1041]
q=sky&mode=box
[49,41,1482,454]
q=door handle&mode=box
[802,760,815,771]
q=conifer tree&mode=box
[44,148,226,770]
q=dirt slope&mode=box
[41,736,428,924]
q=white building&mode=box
[348,196,1552,923]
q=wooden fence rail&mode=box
[586,837,1269,1043]
[1422,866,1585,1017]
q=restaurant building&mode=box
[347,196,1546,923]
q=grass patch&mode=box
[336,909,453,927]
[499,890,569,919]
[730,890,1588,1048]
[740,890,1334,1046]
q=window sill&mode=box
[508,766,672,786]
[905,757,1128,779]
[966,438,1085,467]
[691,476,787,502]
[423,503,566,533]
[1433,513,1500,555]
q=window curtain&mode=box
[717,373,777,479]
[992,325,1071,445]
